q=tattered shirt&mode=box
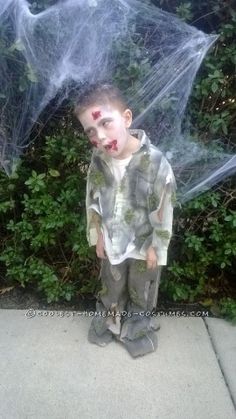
[86,129,177,265]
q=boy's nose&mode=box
[97,129,106,143]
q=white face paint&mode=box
[78,104,132,158]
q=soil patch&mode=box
[0,283,217,318]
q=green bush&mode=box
[161,187,236,310]
[0,127,100,303]
[154,0,236,322]
[219,298,236,324]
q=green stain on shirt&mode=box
[124,208,135,224]
[140,153,151,171]
[148,193,160,211]
[89,170,106,187]
[155,229,170,240]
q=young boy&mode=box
[74,83,176,358]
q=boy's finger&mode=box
[97,248,107,259]
[98,254,106,259]
[146,259,157,270]
[146,260,153,270]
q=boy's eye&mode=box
[87,129,95,137]
[103,121,111,127]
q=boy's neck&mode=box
[113,134,141,160]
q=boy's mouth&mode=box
[104,139,118,152]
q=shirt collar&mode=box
[129,129,151,154]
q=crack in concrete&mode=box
[203,317,236,412]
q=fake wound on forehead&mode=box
[92,111,101,120]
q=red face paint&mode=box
[105,139,118,151]
[111,139,118,151]
[91,140,98,148]
[92,111,101,120]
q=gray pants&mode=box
[88,258,162,358]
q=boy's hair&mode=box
[74,83,128,116]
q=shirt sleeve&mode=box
[148,155,177,265]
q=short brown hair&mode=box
[74,83,128,116]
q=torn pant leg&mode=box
[119,259,162,358]
[88,258,128,347]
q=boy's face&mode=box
[78,103,132,158]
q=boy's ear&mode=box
[123,108,133,128]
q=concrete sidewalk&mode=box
[0,309,235,419]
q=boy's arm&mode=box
[85,153,106,259]
[86,155,103,246]
[90,209,102,236]
[90,209,107,259]
[86,200,103,246]
[148,155,176,265]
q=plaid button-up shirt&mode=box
[86,129,176,265]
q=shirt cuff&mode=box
[155,250,168,266]
[87,227,98,246]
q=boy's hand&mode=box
[96,231,107,259]
[146,246,158,270]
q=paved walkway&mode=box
[0,309,235,419]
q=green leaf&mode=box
[222,123,228,135]
[211,82,218,93]
[49,169,60,177]
[65,293,72,301]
